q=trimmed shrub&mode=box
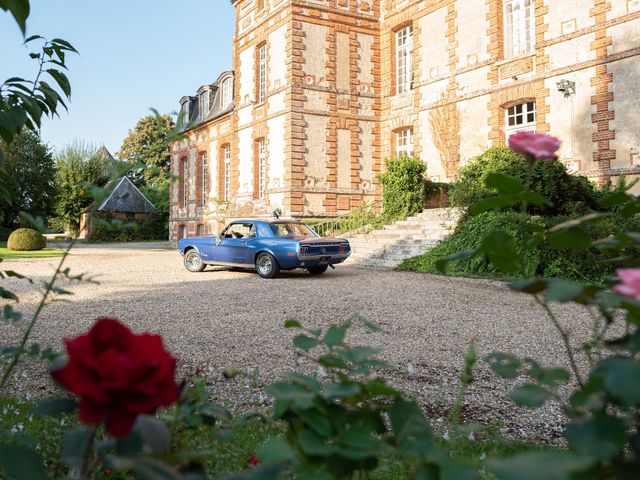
[378,156,434,222]
[449,147,597,215]
[7,228,46,251]
[399,211,640,282]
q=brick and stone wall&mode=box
[169,0,640,246]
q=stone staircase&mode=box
[343,208,461,268]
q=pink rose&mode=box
[612,269,640,302]
[508,132,561,161]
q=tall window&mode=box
[395,25,414,95]
[258,43,267,103]
[181,102,189,124]
[223,144,231,201]
[197,224,205,237]
[505,101,536,140]
[199,91,209,120]
[181,158,188,207]
[201,152,208,207]
[257,139,266,199]
[221,78,232,107]
[504,0,534,58]
[396,128,414,157]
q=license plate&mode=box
[319,257,330,265]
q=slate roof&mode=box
[92,145,121,178]
[92,176,157,214]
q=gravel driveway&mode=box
[1,243,592,444]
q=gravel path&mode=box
[1,243,593,444]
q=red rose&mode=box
[508,131,561,162]
[51,318,179,437]
[248,455,260,466]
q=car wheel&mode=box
[307,265,328,275]
[256,252,280,279]
[184,250,206,272]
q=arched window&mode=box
[396,127,414,157]
[505,101,536,141]
[199,91,209,120]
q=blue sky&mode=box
[1,1,236,154]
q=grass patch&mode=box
[1,396,556,479]
[0,241,64,260]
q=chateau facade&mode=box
[170,0,640,243]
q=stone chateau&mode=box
[170,0,640,243]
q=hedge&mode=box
[7,228,46,251]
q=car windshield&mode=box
[270,222,317,237]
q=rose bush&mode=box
[51,317,179,437]
[508,131,561,162]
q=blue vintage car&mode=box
[177,219,351,278]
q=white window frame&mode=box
[201,152,208,207]
[258,43,267,103]
[505,101,536,140]
[199,91,209,120]
[396,128,414,157]
[257,139,266,199]
[181,158,188,207]
[395,25,414,95]
[221,78,232,107]
[182,102,189,124]
[223,145,231,202]
[503,0,534,58]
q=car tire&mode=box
[307,265,328,275]
[256,252,280,279]
[184,250,206,272]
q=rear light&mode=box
[338,245,345,254]
[300,246,308,256]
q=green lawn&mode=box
[0,241,64,260]
[0,395,554,479]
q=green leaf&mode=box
[131,457,182,480]
[293,334,318,352]
[489,452,593,480]
[470,195,515,215]
[363,320,382,332]
[508,278,547,294]
[135,416,171,454]
[595,356,640,407]
[510,384,552,408]
[0,444,46,480]
[299,410,333,437]
[479,231,522,273]
[598,190,630,208]
[389,399,433,454]
[548,228,592,252]
[484,173,523,195]
[284,319,302,329]
[324,325,346,346]
[61,427,91,470]
[486,352,521,378]
[297,430,337,456]
[537,368,570,387]
[324,383,361,398]
[30,397,77,416]
[545,279,592,304]
[565,415,627,461]
[46,69,71,97]
[257,437,296,462]
[0,0,30,34]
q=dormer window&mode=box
[221,78,233,108]
[181,102,190,124]
[199,91,209,120]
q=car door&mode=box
[210,222,254,265]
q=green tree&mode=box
[53,141,111,235]
[0,130,57,229]
[116,114,175,189]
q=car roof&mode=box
[229,218,304,225]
